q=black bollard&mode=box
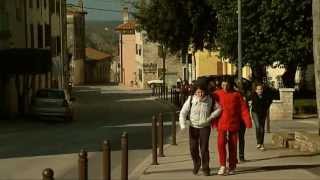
[170,88,173,103]
[79,149,88,180]
[42,168,54,180]
[158,113,165,157]
[121,132,128,180]
[171,111,177,145]
[151,115,159,165]
[102,140,111,180]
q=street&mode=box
[0,85,175,179]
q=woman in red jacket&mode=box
[212,77,252,175]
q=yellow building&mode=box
[195,50,251,79]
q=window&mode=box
[37,0,40,8]
[139,69,142,81]
[136,44,138,55]
[138,45,142,55]
[16,0,22,21]
[0,12,9,33]
[29,0,33,8]
[187,54,192,64]
[44,0,47,9]
[37,24,43,48]
[51,36,56,56]
[56,0,60,14]
[45,24,51,47]
[49,0,54,15]
[30,24,34,48]
[56,36,61,55]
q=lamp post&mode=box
[237,0,242,85]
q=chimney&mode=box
[122,7,129,23]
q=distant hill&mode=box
[85,20,121,56]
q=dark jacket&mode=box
[251,92,272,117]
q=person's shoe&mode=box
[203,170,210,176]
[228,168,236,175]
[192,164,201,175]
[217,166,226,175]
[259,145,265,151]
[256,144,261,149]
[239,157,246,163]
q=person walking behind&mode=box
[179,81,221,176]
[212,77,252,175]
[251,83,273,151]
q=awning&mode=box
[0,48,52,74]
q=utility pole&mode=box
[237,0,242,85]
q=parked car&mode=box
[30,89,74,121]
[147,79,163,88]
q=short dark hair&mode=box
[193,79,208,95]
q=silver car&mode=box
[31,89,74,121]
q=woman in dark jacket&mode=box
[251,84,272,151]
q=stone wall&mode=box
[270,88,295,120]
[272,131,320,153]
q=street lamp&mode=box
[237,0,243,88]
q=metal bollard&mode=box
[165,86,168,101]
[158,113,165,157]
[102,140,111,180]
[121,132,128,180]
[152,86,154,96]
[170,88,173,103]
[42,168,54,180]
[151,115,159,165]
[79,149,88,180]
[171,111,177,145]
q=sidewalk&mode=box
[130,118,320,180]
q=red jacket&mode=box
[212,89,252,132]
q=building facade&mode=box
[116,8,183,88]
[85,47,112,83]
[0,0,67,118]
[67,1,86,85]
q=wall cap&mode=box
[279,88,295,92]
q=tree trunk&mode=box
[282,63,297,88]
[312,0,320,135]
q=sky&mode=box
[67,0,135,21]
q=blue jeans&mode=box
[252,112,266,145]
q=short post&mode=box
[171,111,177,145]
[158,113,165,157]
[170,88,173,103]
[121,132,128,180]
[102,140,111,180]
[42,168,54,180]
[79,149,88,180]
[151,115,159,165]
[165,86,168,101]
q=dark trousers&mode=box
[252,112,266,145]
[189,126,211,172]
[238,122,246,160]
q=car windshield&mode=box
[36,90,65,99]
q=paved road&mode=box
[0,85,176,179]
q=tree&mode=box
[133,0,217,85]
[210,0,312,86]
